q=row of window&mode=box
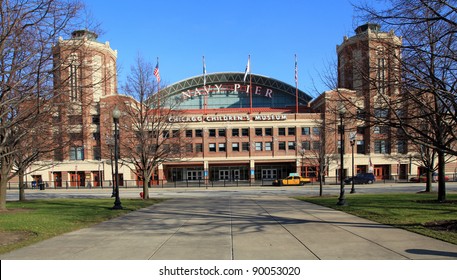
[179,127,322,138]
[187,141,323,153]
[65,140,407,161]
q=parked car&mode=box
[409,172,449,183]
[272,176,311,186]
[344,173,375,184]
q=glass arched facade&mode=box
[160,72,312,110]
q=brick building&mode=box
[23,24,456,187]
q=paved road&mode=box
[2,191,457,260]
[6,181,457,201]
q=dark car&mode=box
[344,173,375,184]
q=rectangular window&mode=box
[209,129,216,137]
[288,127,296,136]
[242,142,250,151]
[312,127,320,135]
[357,126,365,134]
[279,141,286,150]
[196,143,203,153]
[186,130,193,137]
[312,141,320,150]
[232,128,239,137]
[265,142,272,151]
[242,128,249,136]
[209,143,216,152]
[195,129,203,137]
[357,140,365,154]
[374,140,389,154]
[288,141,296,150]
[92,132,100,141]
[162,131,169,138]
[374,108,388,118]
[255,142,263,151]
[218,129,226,137]
[232,142,239,152]
[301,127,310,135]
[356,110,366,120]
[54,149,63,161]
[301,141,310,151]
[218,143,226,152]
[172,130,179,138]
[374,126,388,134]
[278,127,286,136]
[265,128,272,136]
[338,140,345,154]
[92,115,100,124]
[397,140,407,154]
[338,125,345,134]
[255,128,263,136]
[70,146,84,160]
[186,143,193,153]
[93,146,101,160]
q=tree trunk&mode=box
[142,170,150,200]
[0,159,9,210]
[19,170,26,201]
[437,150,446,202]
[319,173,324,196]
[425,169,432,192]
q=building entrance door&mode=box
[70,172,85,187]
[219,170,230,181]
[373,165,389,180]
[187,171,203,181]
[53,172,62,188]
[232,169,240,181]
[262,169,277,179]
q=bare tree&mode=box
[119,56,190,199]
[299,118,339,196]
[354,0,457,202]
[0,0,84,210]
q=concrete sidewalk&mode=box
[1,196,457,260]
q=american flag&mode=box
[294,54,298,87]
[154,59,160,83]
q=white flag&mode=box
[243,55,251,83]
[203,56,207,86]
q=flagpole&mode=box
[295,54,298,113]
[249,55,252,114]
[203,55,207,114]
[154,57,161,115]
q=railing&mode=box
[6,174,457,190]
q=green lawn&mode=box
[297,193,457,245]
[0,198,164,254]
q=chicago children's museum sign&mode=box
[168,114,288,123]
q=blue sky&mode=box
[86,0,371,97]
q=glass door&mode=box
[219,170,230,181]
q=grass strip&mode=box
[0,198,164,254]
[296,193,457,245]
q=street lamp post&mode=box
[337,105,346,206]
[112,106,123,210]
[350,132,356,194]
